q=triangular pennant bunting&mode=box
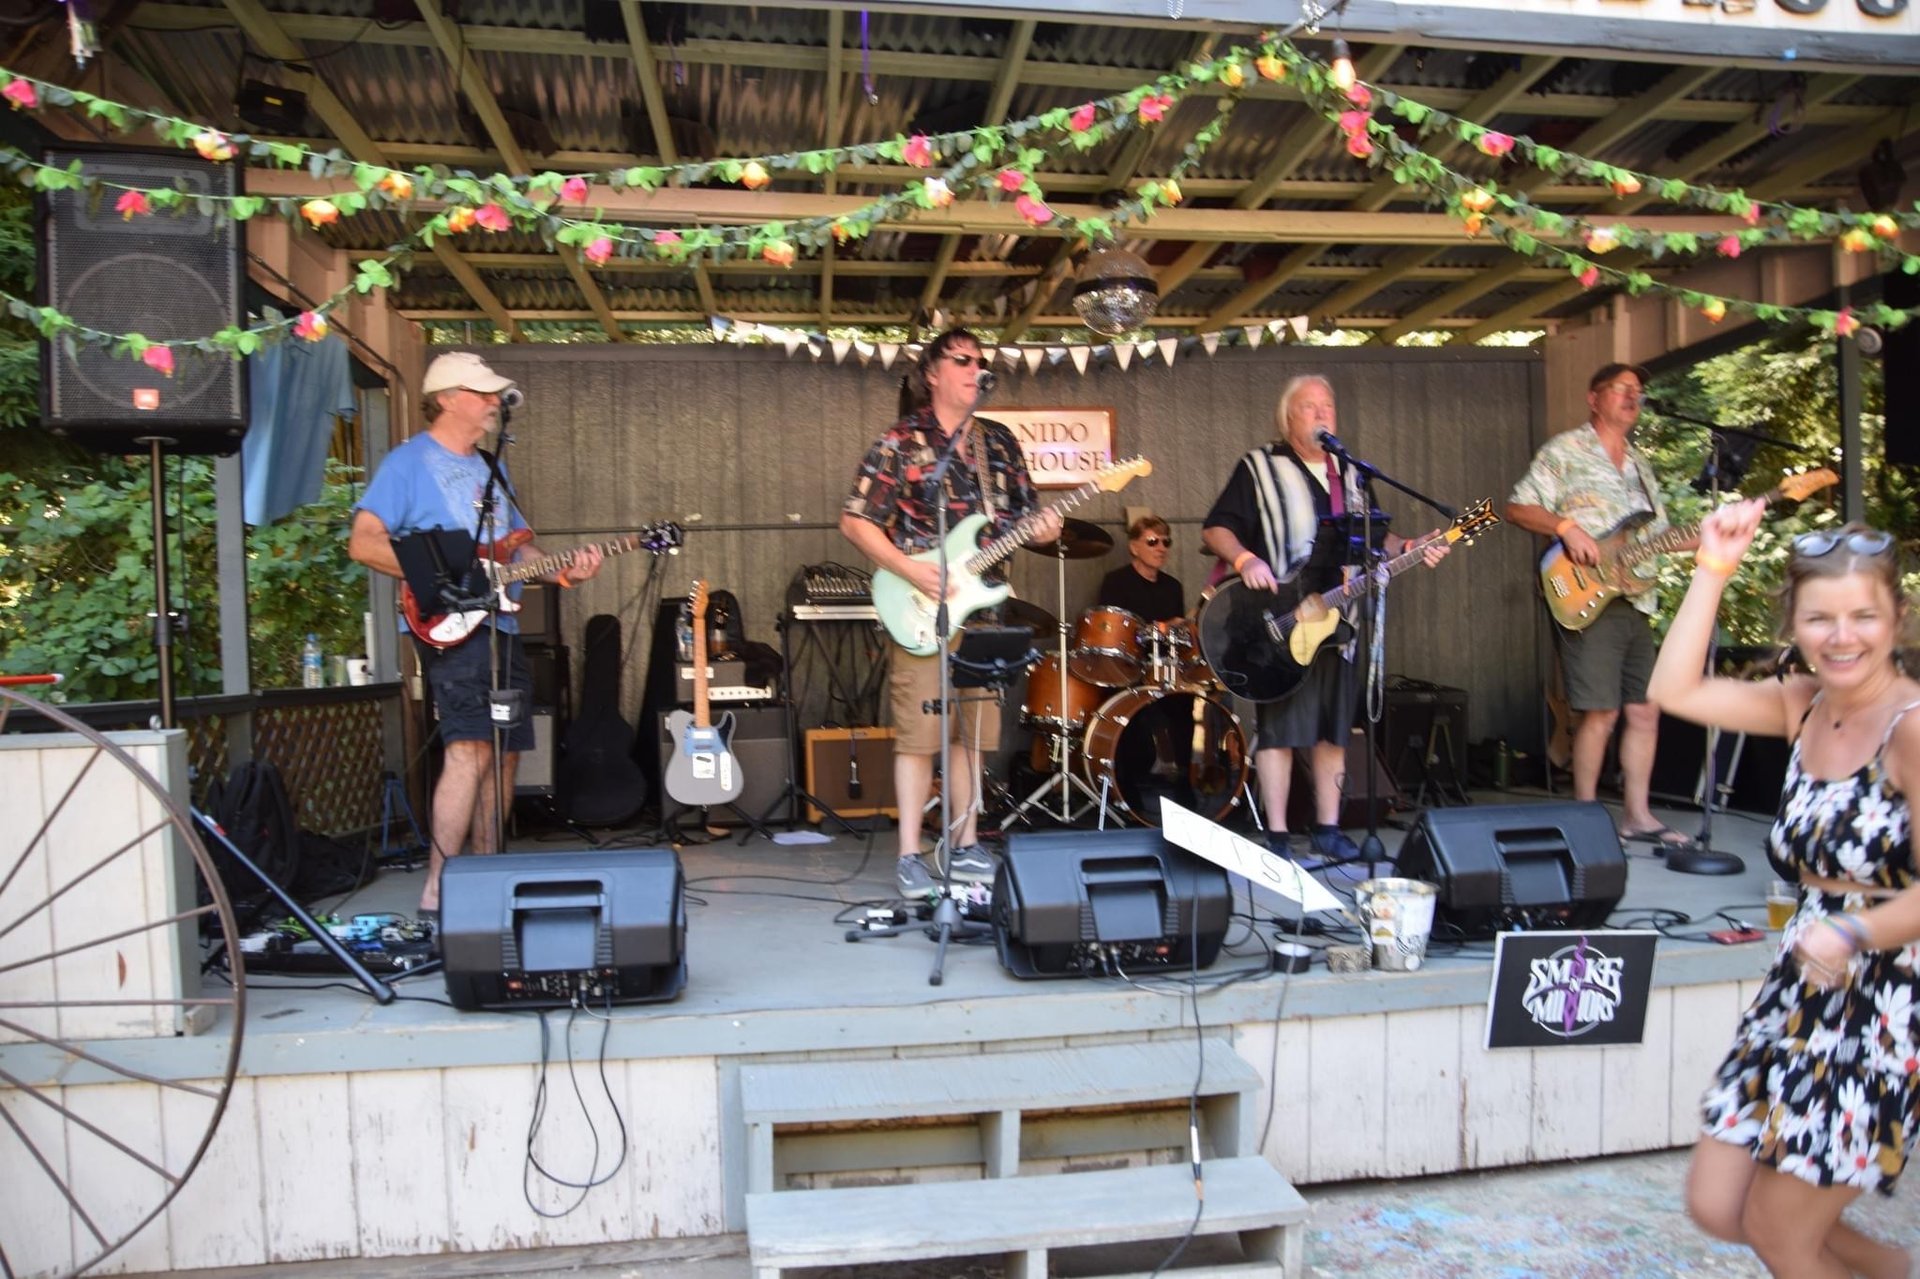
[1289,315,1310,341]
[1046,345,1067,366]
[1244,325,1264,349]
[879,342,899,369]
[1115,344,1134,371]
[854,340,876,366]
[830,338,853,365]
[1024,347,1045,374]
[1201,333,1220,357]
[1157,336,1179,365]
[1069,346,1091,374]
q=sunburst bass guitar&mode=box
[1197,500,1500,704]
[1539,468,1837,631]
[871,457,1151,656]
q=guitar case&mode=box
[561,614,647,827]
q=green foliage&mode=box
[1638,331,1918,646]
[0,453,367,702]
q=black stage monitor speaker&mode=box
[440,849,687,1010]
[1887,270,1920,467]
[1394,801,1627,938]
[39,146,248,454]
[992,828,1230,979]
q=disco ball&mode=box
[1072,246,1159,337]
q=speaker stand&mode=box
[141,438,181,728]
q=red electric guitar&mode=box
[401,521,683,649]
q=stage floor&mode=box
[172,787,1783,1082]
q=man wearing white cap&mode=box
[349,352,602,915]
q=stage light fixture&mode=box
[1859,139,1907,212]
[1329,38,1356,91]
[1072,245,1159,337]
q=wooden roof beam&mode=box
[617,0,718,320]
[1156,43,1403,304]
[219,0,520,340]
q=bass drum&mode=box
[1083,686,1248,826]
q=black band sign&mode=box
[1485,930,1659,1050]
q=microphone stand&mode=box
[917,375,997,985]
[1665,422,1750,876]
[1318,434,1457,873]
[477,408,513,863]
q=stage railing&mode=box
[0,684,405,836]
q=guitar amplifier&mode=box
[656,705,792,826]
[804,727,898,823]
[516,710,558,796]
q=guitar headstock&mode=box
[1442,498,1501,545]
[642,520,685,554]
[1096,456,1153,491]
[688,579,709,618]
[1776,468,1839,503]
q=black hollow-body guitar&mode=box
[1197,501,1498,704]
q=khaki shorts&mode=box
[1555,603,1657,711]
[889,647,1004,755]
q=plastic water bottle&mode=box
[301,633,324,688]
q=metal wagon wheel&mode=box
[0,689,245,1279]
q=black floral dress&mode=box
[1701,699,1920,1194]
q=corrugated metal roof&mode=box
[73,0,1920,341]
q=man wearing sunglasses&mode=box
[1098,515,1185,622]
[1505,361,1699,852]
[841,327,1063,897]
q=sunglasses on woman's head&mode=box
[1793,529,1896,559]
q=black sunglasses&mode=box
[1141,536,1172,548]
[941,353,982,367]
[1793,529,1895,558]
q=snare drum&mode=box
[1070,606,1145,687]
[1022,653,1102,731]
[1082,686,1248,826]
[1165,617,1213,685]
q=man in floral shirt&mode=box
[1505,362,1699,851]
[840,327,1061,896]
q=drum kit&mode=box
[1005,519,1249,829]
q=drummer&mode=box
[1097,515,1184,623]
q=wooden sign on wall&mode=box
[981,407,1116,489]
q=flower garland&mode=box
[2,29,1917,365]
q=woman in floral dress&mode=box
[1649,500,1920,1278]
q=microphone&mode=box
[1313,427,1348,457]
[976,369,997,393]
[500,386,525,411]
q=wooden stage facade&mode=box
[0,722,1787,1279]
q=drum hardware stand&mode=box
[1316,436,1457,874]
[1001,540,1123,830]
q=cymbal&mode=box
[1025,518,1113,560]
[1003,596,1059,635]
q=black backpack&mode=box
[203,760,301,915]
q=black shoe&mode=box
[1264,830,1299,856]
[1307,827,1362,864]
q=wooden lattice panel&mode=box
[254,698,389,835]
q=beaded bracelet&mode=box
[1826,913,1871,952]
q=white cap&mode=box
[422,351,515,396]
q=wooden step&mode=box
[740,1038,1261,1192]
[745,1156,1307,1279]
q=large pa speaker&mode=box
[1393,801,1627,938]
[1887,270,1920,467]
[991,829,1231,979]
[440,849,686,1010]
[38,146,247,454]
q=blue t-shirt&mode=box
[356,434,531,634]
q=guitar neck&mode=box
[495,533,644,586]
[1318,531,1445,611]
[1612,483,1792,570]
[963,476,1107,577]
[692,602,711,730]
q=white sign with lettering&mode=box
[982,407,1116,489]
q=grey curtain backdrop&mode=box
[448,342,1551,781]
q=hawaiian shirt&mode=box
[1509,422,1669,613]
[843,407,1038,581]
